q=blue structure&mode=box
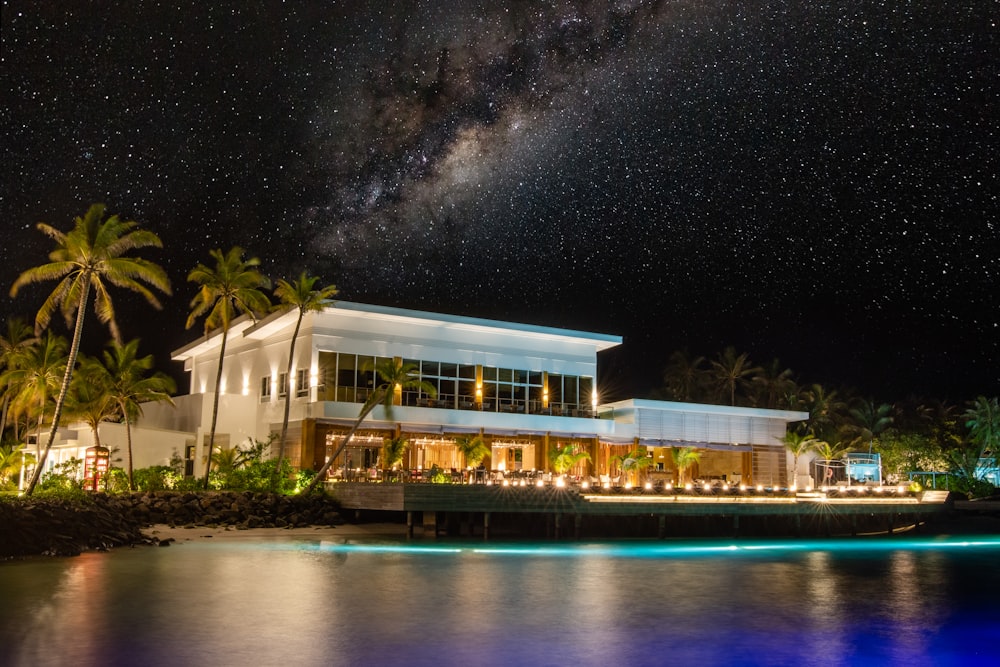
[843,452,882,485]
[974,457,999,485]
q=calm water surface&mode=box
[2,534,999,667]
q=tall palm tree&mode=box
[803,383,847,443]
[304,358,436,493]
[846,398,894,452]
[186,247,272,490]
[10,204,170,495]
[661,349,707,402]
[958,396,1000,481]
[85,339,176,490]
[709,347,760,406]
[0,331,68,469]
[65,358,119,449]
[752,358,796,409]
[272,272,338,486]
[0,316,39,438]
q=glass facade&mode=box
[315,351,594,416]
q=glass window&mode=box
[440,362,457,378]
[459,364,476,380]
[296,368,309,398]
[260,376,271,402]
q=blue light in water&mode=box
[307,537,1000,559]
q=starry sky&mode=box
[2,1,998,403]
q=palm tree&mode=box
[670,446,701,485]
[661,349,707,402]
[811,439,846,484]
[455,434,490,469]
[272,272,338,486]
[0,443,35,490]
[186,247,272,490]
[65,358,119,449]
[0,331,68,468]
[304,358,436,493]
[779,430,818,487]
[10,204,170,495]
[381,435,409,478]
[846,399,894,452]
[709,347,760,406]
[548,443,592,476]
[802,384,847,443]
[0,317,39,437]
[86,339,176,490]
[752,358,796,409]
[955,396,1000,482]
[610,448,653,486]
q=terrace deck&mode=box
[328,483,952,539]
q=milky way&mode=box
[2,1,997,399]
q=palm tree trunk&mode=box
[25,280,90,496]
[274,309,303,490]
[203,327,229,490]
[125,417,135,491]
[303,387,384,494]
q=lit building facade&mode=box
[163,301,808,485]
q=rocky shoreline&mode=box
[0,491,345,559]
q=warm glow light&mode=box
[242,378,250,396]
[685,483,693,491]
[739,484,747,491]
[665,482,673,490]
[591,388,598,407]
[722,483,729,491]
[790,484,797,492]
[756,484,764,491]
[536,479,544,487]
[644,482,652,490]
[556,477,566,488]
[896,485,905,493]
[580,480,588,489]
[603,482,610,489]
[625,482,633,489]
[703,483,711,491]
[502,479,510,487]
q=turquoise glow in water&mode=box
[2,536,998,667]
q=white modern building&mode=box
[34,302,809,486]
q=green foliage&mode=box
[382,435,409,471]
[875,431,949,480]
[455,434,489,468]
[0,443,34,491]
[548,443,591,475]
[133,465,183,491]
[428,464,451,484]
[36,457,84,493]
[203,435,296,493]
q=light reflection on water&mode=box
[2,537,998,667]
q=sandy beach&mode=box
[143,522,410,544]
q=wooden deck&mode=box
[328,483,952,539]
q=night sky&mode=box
[2,1,997,403]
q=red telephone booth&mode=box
[84,446,110,492]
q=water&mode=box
[2,535,999,667]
